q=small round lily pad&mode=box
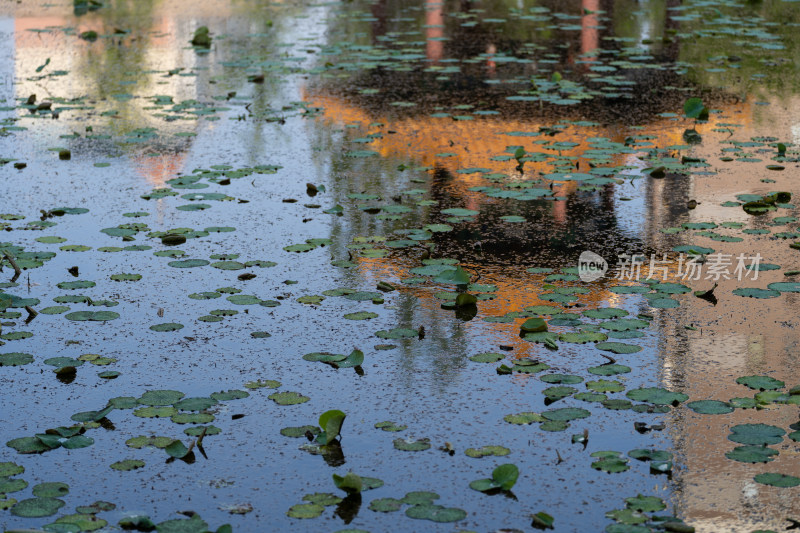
[469,352,504,363]
[541,407,590,422]
[503,412,545,425]
[138,390,185,406]
[393,438,431,451]
[626,387,688,405]
[725,446,778,463]
[375,421,407,432]
[728,424,785,445]
[0,461,24,477]
[753,473,800,487]
[110,459,145,471]
[0,352,34,366]
[686,400,734,414]
[588,364,631,376]
[596,342,642,354]
[405,504,467,523]
[369,498,403,512]
[268,392,310,405]
[736,375,785,391]
[32,482,69,498]
[149,323,184,332]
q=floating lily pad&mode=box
[297,295,325,305]
[625,495,665,512]
[596,342,642,354]
[560,331,608,343]
[732,287,780,299]
[0,352,34,366]
[303,492,342,506]
[154,515,207,533]
[729,397,758,409]
[269,392,310,405]
[601,318,649,331]
[32,482,69,498]
[57,280,96,290]
[244,379,280,389]
[543,385,577,401]
[736,375,785,391]
[587,380,625,393]
[542,407,590,422]
[0,461,24,477]
[375,421,407,432]
[126,436,173,449]
[441,208,478,217]
[541,374,583,384]
[0,478,27,494]
[168,259,210,268]
[210,390,249,401]
[110,273,142,282]
[754,473,800,487]
[686,400,734,414]
[134,406,177,418]
[172,413,215,424]
[139,390,184,406]
[504,412,545,425]
[184,425,220,437]
[728,424,785,445]
[6,437,49,454]
[10,497,65,517]
[469,463,519,492]
[575,392,607,402]
[725,446,778,463]
[626,388,688,405]
[62,435,94,449]
[602,399,633,410]
[628,449,673,462]
[287,503,324,519]
[56,513,108,531]
[119,516,156,531]
[376,328,418,339]
[405,504,467,522]
[469,352,504,363]
[588,364,631,376]
[767,281,800,293]
[344,311,379,320]
[212,261,246,270]
[583,308,629,319]
[369,498,403,512]
[174,397,219,411]
[465,445,510,458]
[65,311,119,321]
[591,454,630,474]
[149,323,184,332]
[394,438,431,451]
[1,331,33,341]
[40,306,70,314]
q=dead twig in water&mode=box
[2,251,21,282]
[25,306,38,324]
[599,353,617,364]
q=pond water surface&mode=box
[1,1,800,532]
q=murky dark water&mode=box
[1,1,800,532]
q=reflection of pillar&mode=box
[581,0,600,62]
[664,0,681,62]
[371,0,387,45]
[485,43,496,76]
[0,17,13,107]
[425,0,444,62]
[552,195,567,224]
